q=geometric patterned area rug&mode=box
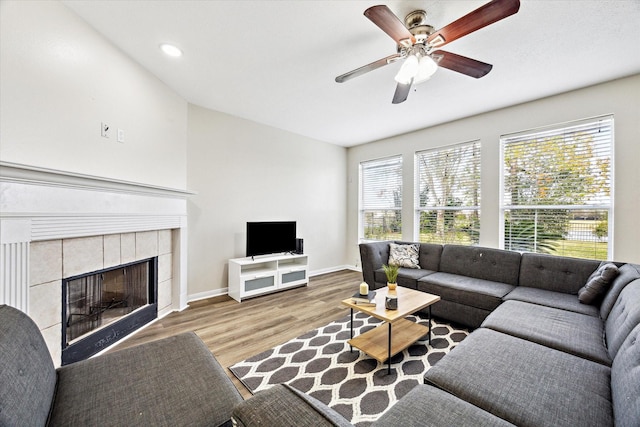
[229,312,469,426]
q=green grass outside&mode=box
[546,239,608,260]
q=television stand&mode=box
[228,253,308,302]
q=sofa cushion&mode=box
[373,267,387,287]
[428,299,491,329]
[374,267,436,289]
[579,262,619,304]
[604,279,640,360]
[416,242,443,271]
[503,286,599,316]
[600,263,640,320]
[438,245,521,286]
[388,243,420,268]
[372,385,515,427]
[359,241,392,287]
[232,384,354,427]
[359,242,442,288]
[481,300,610,365]
[0,305,57,427]
[418,272,515,312]
[518,252,600,294]
[611,323,640,427]
[424,328,612,427]
[49,332,242,426]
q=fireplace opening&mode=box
[62,257,158,365]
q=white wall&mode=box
[0,1,188,190]
[0,1,350,302]
[4,0,636,304]
[347,75,640,265]
[186,105,348,298]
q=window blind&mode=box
[501,116,613,259]
[360,156,402,241]
[415,141,480,245]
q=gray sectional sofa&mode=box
[232,241,640,426]
[0,304,243,427]
[361,241,605,329]
[5,240,639,426]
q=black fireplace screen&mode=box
[64,259,151,345]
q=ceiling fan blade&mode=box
[427,0,520,48]
[433,50,493,78]
[335,53,402,83]
[364,5,415,46]
[392,80,413,104]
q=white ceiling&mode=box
[62,0,640,147]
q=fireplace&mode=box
[1,161,190,366]
[61,257,158,365]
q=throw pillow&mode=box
[578,262,620,305]
[388,243,420,269]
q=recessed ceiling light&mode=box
[159,43,182,57]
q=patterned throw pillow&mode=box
[388,243,420,269]
[578,262,619,305]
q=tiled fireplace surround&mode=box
[0,162,190,367]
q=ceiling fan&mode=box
[335,0,521,104]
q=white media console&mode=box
[228,253,309,302]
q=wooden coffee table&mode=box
[341,286,440,374]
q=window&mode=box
[360,156,402,241]
[501,116,613,260]
[415,141,481,245]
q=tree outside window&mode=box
[501,116,613,260]
[416,141,480,245]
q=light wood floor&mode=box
[109,269,363,399]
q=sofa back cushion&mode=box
[439,245,521,286]
[600,263,640,320]
[611,323,640,426]
[359,241,392,286]
[0,305,57,426]
[605,279,640,360]
[416,242,443,271]
[518,253,600,294]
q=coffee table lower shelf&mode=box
[348,318,430,363]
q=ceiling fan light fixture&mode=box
[394,54,419,84]
[414,54,438,84]
[336,1,521,103]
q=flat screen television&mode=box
[246,221,296,257]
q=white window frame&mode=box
[499,115,614,260]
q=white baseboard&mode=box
[187,287,229,303]
[309,265,362,276]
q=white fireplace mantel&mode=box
[0,161,193,314]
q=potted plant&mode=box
[382,264,399,290]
